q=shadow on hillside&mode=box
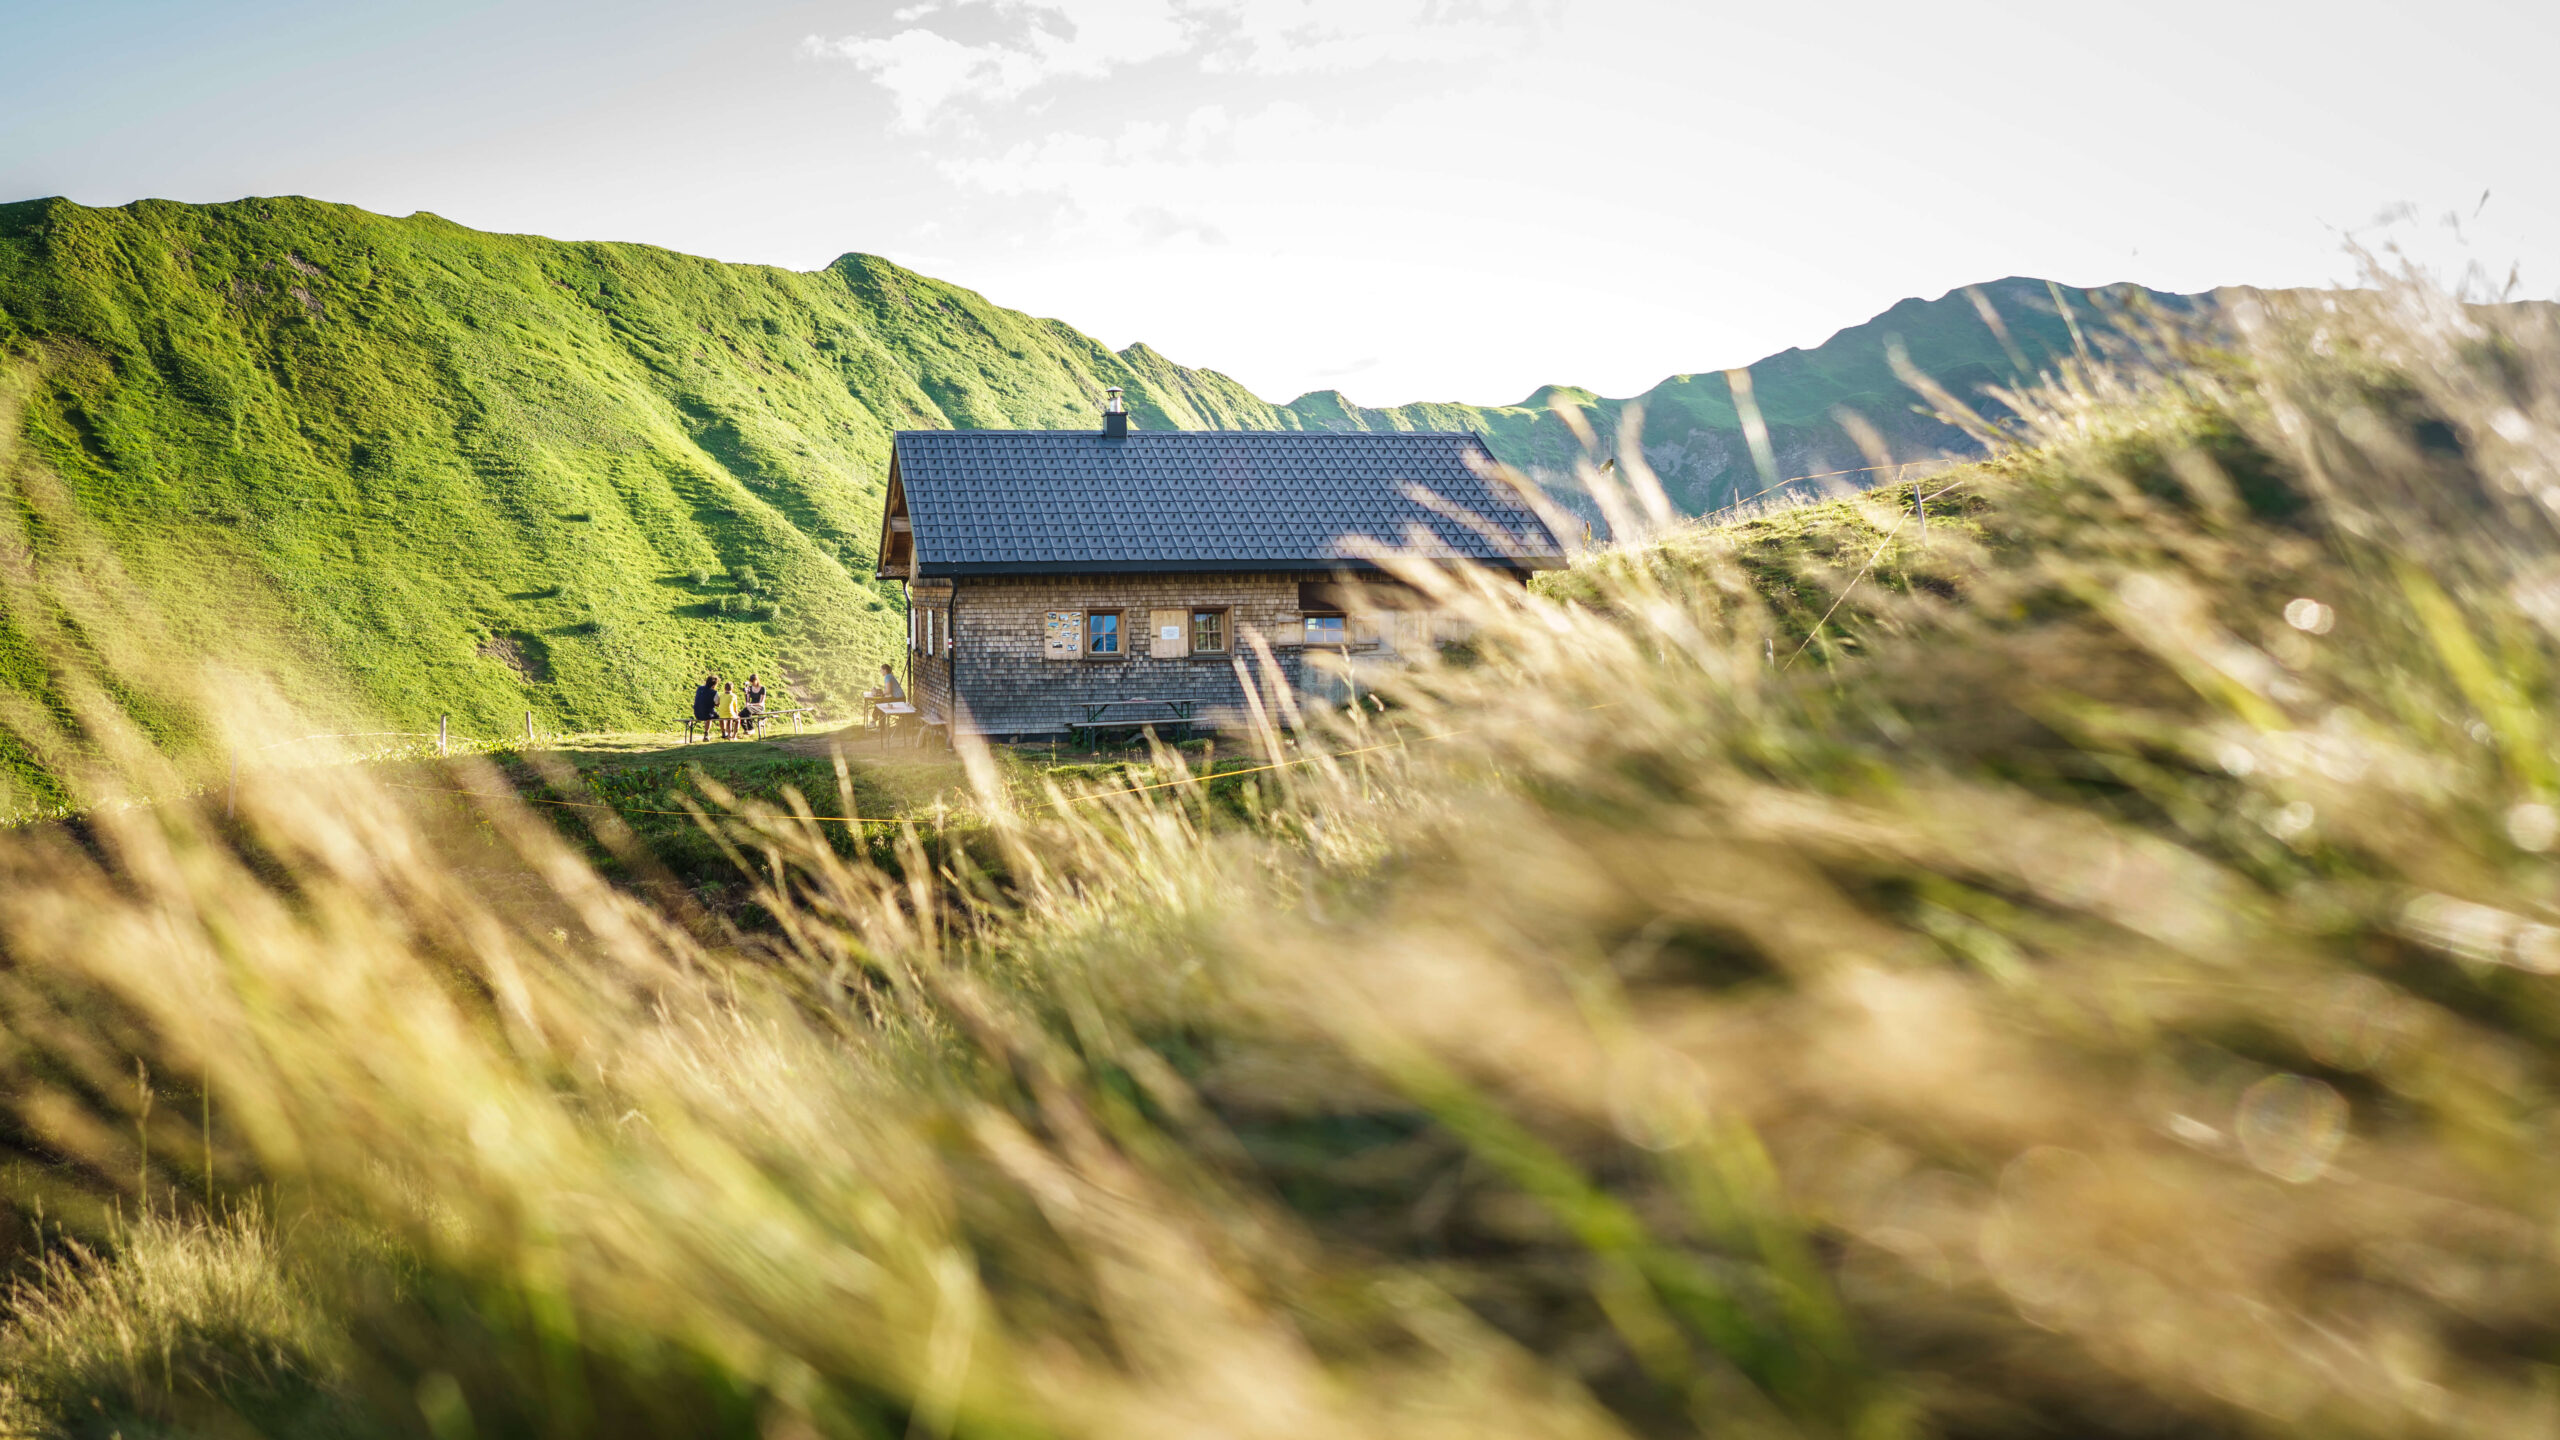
[675,397,854,558]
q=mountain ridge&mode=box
[0,193,2191,808]
[1261,274,2111,416]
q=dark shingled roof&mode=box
[884,429,1565,577]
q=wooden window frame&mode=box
[1189,606,1231,655]
[1085,608,1125,659]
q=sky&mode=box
[3,0,2555,406]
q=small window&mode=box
[1087,610,1122,656]
[1190,608,1229,654]
[1305,613,1347,647]
[1043,610,1083,660]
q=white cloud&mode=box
[799,28,1001,130]
[804,0,1538,130]
[1130,205,1228,245]
[778,0,2560,405]
[942,104,1251,195]
[1200,0,1541,75]
[803,0,1198,131]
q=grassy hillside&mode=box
[0,196,1316,806]
[0,194,2182,810]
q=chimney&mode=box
[1101,385,1130,438]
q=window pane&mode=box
[1089,613,1120,653]
[1306,614,1346,645]
[1191,609,1226,653]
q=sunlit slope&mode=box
[0,195,1303,757]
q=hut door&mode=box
[1149,608,1189,658]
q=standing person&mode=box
[742,673,768,738]
[692,673,719,743]
[718,680,741,739]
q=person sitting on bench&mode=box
[691,673,718,742]
[865,664,906,734]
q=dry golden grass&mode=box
[4,274,2560,1438]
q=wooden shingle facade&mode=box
[875,409,1565,738]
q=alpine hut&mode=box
[873,390,1567,739]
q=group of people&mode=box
[687,665,906,744]
[691,672,769,741]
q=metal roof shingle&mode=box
[892,428,1563,576]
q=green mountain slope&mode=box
[0,193,2188,807]
[0,196,1295,781]
[1269,276,2189,513]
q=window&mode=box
[1087,610,1122,656]
[1304,613,1347,647]
[1190,608,1229,654]
[1043,610,1082,660]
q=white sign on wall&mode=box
[1043,610,1083,659]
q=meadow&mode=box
[1,273,2557,1439]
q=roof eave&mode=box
[915,554,1564,578]
[872,455,912,582]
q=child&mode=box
[718,680,741,739]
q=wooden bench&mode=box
[678,707,826,742]
[1064,697,1196,747]
[867,702,956,751]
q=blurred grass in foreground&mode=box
[5,275,2560,1437]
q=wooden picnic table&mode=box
[871,699,940,749]
[678,706,826,742]
[1066,697,1196,745]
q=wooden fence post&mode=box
[438,714,449,756]
[524,711,534,749]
